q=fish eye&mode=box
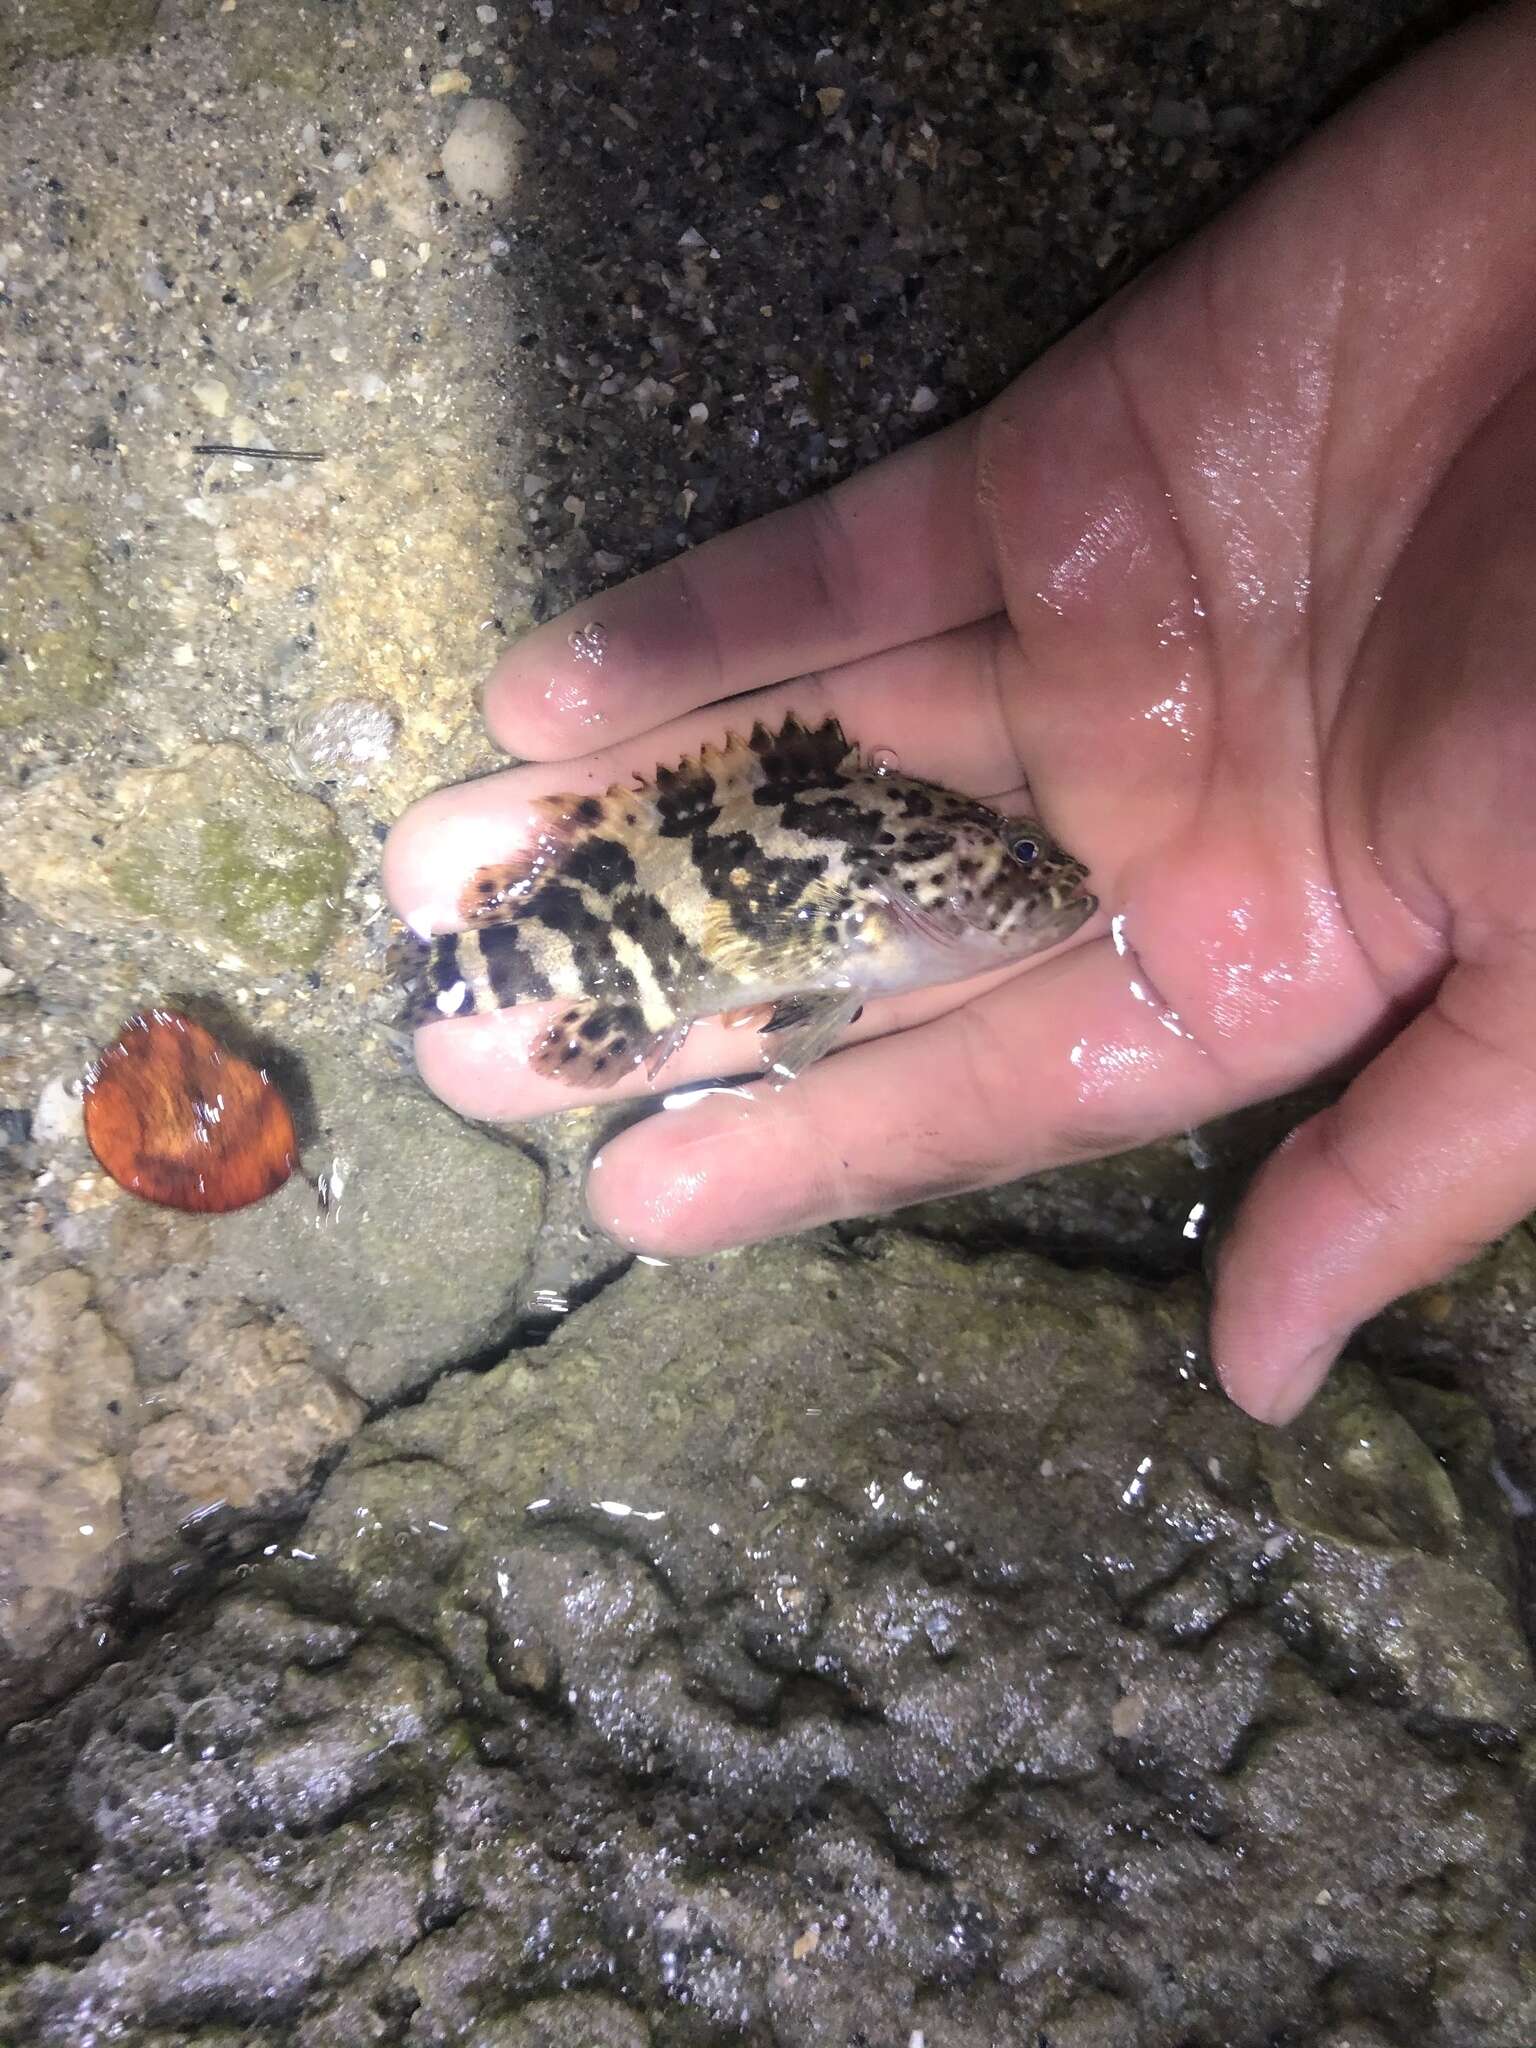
[1011,836,1040,867]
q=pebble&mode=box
[442,98,525,206]
[292,697,399,780]
[430,69,472,97]
[193,378,230,419]
[34,1075,85,1149]
[909,385,938,415]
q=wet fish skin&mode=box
[395,714,1095,1086]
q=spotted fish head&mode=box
[852,779,1096,982]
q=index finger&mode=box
[484,412,1004,759]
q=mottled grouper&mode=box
[396,713,1095,1085]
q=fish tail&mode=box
[393,923,560,1026]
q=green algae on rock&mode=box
[0,0,158,66]
[0,743,351,974]
[106,744,351,971]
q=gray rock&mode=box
[208,1049,546,1404]
[0,1250,135,1728]
[0,1209,366,1731]
[2,1237,1529,2045]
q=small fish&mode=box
[395,714,1095,1085]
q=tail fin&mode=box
[390,923,557,1028]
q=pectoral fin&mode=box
[533,1000,686,1088]
[758,990,863,1083]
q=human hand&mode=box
[386,4,1536,1424]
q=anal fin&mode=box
[532,999,687,1089]
[758,990,863,1083]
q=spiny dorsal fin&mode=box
[634,712,854,797]
[455,715,856,925]
[747,712,856,789]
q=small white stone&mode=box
[193,378,230,419]
[442,98,526,205]
[909,384,938,415]
[476,3,498,19]
[34,1076,85,1148]
[171,642,195,667]
[370,257,388,280]
[688,401,709,422]
[329,344,350,363]
[429,68,472,96]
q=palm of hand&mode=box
[386,7,1536,1423]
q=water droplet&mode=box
[179,1698,242,1761]
[870,745,900,776]
[1119,1454,1154,1509]
[567,619,608,665]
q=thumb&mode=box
[1210,950,1536,1424]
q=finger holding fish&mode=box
[481,413,1005,760]
[408,952,1047,1124]
[384,621,1045,939]
[584,937,1238,1258]
[389,708,1096,1115]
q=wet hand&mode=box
[386,5,1536,1424]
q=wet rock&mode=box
[886,1086,1337,1276]
[224,0,341,96]
[206,1048,546,1404]
[292,696,400,785]
[125,1304,364,1578]
[2,1236,1529,2045]
[0,1253,134,1729]
[0,745,351,974]
[0,1214,364,1731]
[0,1033,542,1724]
[469,1996,651,2048]
[105,746,351,972]
[1358,1222,1536,1464]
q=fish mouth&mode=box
[1040,887,1097,940]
